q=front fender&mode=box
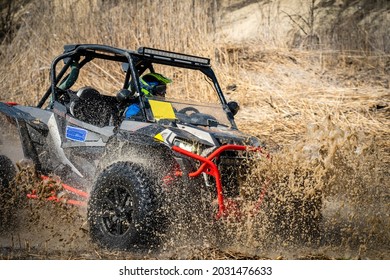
[98,130,178,178]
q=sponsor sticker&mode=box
[66,126,87,142]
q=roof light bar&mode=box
[139,47,210,66]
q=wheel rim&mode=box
[100,186,133,237]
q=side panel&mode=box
[10,102,116,188]
[53,101,115,186]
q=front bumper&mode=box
[172,144,270,219]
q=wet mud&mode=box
[0,117,388,260]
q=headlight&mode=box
[173,138,196,153]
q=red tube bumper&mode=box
[172,144,269,219]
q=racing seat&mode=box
[70,87,116,127]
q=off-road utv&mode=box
[0,44,320,250]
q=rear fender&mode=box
[0,102,48,169]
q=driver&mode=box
[124,73,172,119]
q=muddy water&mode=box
[0,117,388,260]
[234,116,389,260]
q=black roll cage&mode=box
[37,44,236,127]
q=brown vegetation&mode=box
[0,0,389,259]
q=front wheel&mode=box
[87,162,166,251]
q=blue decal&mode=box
[66,126,87,142]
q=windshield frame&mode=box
[129,55,237,129]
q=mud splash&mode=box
[217,115,389,259]
[0,116,388,259]
[0,163,90,258]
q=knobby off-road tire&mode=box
[87,162,166,251]
[0,155,16,189]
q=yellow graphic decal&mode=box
[154,133,164,142]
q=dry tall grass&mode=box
[0,0,218,103]
[0,0,389,259]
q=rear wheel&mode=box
[88,162,166,251]
[0,155,17,231]
[0,155,16,189]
